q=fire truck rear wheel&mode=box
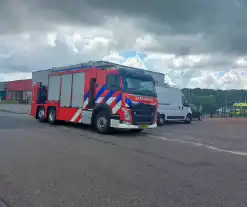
[94,110,111,134]
[38,107,45,122]
[48,108,56,125]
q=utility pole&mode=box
[225,99,228,118]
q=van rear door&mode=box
[156,87,181,119]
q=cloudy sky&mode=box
[1,0,247,89]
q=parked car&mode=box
[190,104,202,121]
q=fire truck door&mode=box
[81,78,96,125]
[88,78,96,109]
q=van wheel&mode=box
[158,114,165,126]
[48,108,56,125]
[94,110,111,134]
[38,107,45,122]
[184,114,192,124]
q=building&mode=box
[32,61,165,86]
[0,82,6,100]
[32,69,52,86]
[5,79,32,103]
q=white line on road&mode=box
[0,199,8,207]
[148,135,247,157]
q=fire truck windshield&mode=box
[123,76,157,97]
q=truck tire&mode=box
[38,107,45,122]
[94,110,111,134]
[48,108,57,125]
[184,114,192,124]
[158,114,165,126]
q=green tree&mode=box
[181,88,247,114]
[191,95,217,113]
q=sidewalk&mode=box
[0,104,30,114]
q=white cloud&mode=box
[0,72,31,82]
[235,56,247,67]
[0,17,247,89]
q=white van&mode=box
[156,86,192,125]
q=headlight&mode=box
[122,108,131,121]
[124,110,131,121]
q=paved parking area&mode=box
[152,117,247,153]
[1,112,247,207]
[0,104,30,114]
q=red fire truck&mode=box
[30,61,158,134]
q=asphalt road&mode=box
[1,112,247,207]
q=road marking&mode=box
[148,135,247,157]
[0,199,8,207]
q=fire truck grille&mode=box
[131,104,155,125]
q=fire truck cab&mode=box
[30,61,158,134]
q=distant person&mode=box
[210,111,213,118]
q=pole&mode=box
[225,99,228,118]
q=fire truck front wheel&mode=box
[94,110,111,134]
[48,108,57,125]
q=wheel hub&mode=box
[49,112,55,121]
[39,109,44,118]
[97,117,107,129]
